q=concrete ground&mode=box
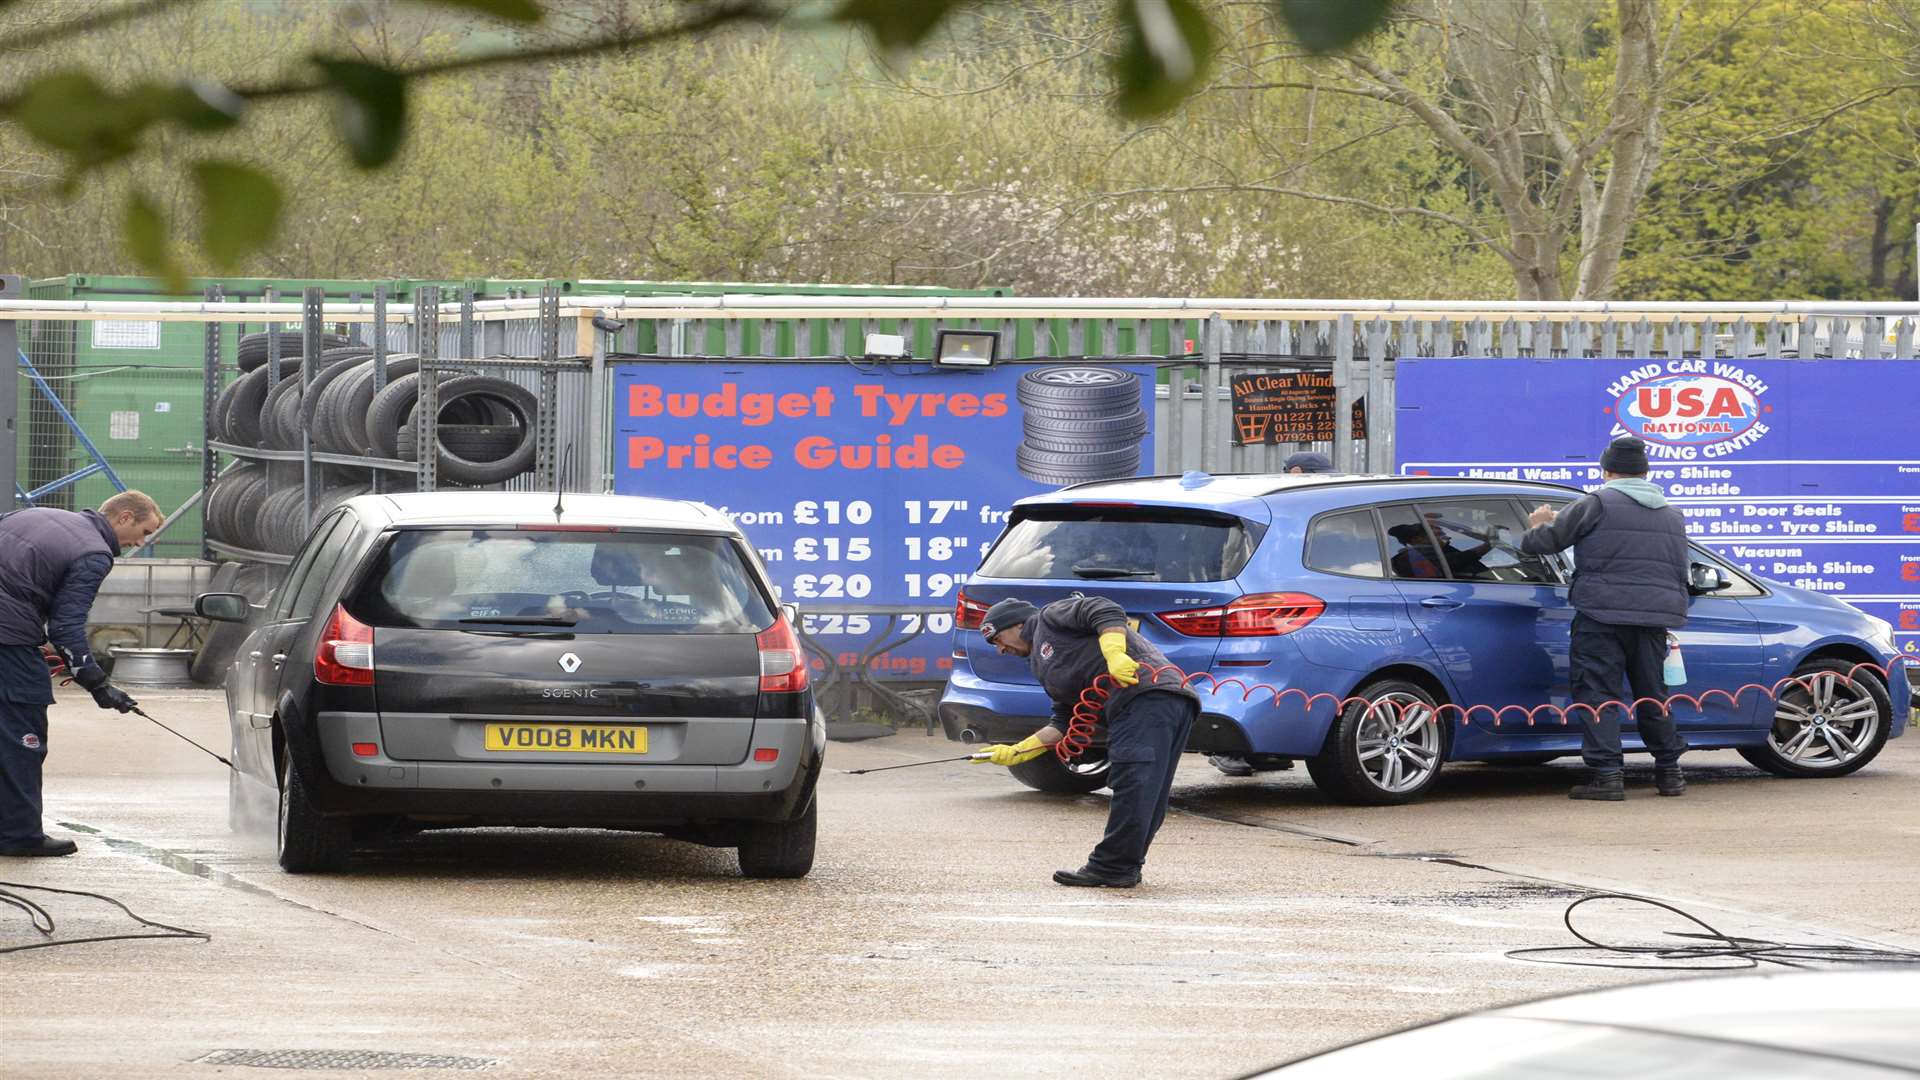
[4,688,1918,1079]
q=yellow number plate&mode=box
[483,723,647,754]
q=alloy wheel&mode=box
[1769,673,1879,769]
[1355,692,1441,794]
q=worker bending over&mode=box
[974,596,1199,888]
[0,492,160,856]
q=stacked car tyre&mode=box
[235,331,351,372]
[1015,366,1148,485]
[370,373,541,484]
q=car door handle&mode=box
[270,653,287,667]
[249,650,263,659]
[1419,597,1465,610]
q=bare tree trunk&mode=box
[1573,0,1661,299]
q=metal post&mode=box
[264,286,280,393]
[301,288,322,528]
[587,314,609,493]
[200,284,222,555]
[1199,313,1221,473]
[1364,318,1388,473]
[371,284,389,491]
[1,275,22,508]
[538,287,560,490]
[414,285,440,491]
[459,287,475,359]
[417,285,441,363]
[1332,314,1355,473]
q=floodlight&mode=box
[934,329,999,368]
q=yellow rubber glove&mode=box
[1099,630,1140,686]
[975,734,1051,767]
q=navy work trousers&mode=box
[1085,689,1198,878]
[1570,614,1688,772]
[0,645,55,848]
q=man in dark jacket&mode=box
[975,595,1200,887]
[0,492,161,857]
[1520,437,1690,801]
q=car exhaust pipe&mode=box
[959,728,983,744]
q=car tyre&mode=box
[1737,657,1891,778]
[1007,748,1111,794]
[277,745,350,873]
[737,796,816,879]
[1305,678,1446,805]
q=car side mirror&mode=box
[1688,564,1732,595]
[195,592,252,623]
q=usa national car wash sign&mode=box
[1396,357,1920,653]
[610,361,1157,680]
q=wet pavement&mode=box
[5,687,1917,1078]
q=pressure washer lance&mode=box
[843,752,994,775]
[128,705,233,769]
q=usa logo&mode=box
[1039,642,1054,660]
[1606,362,1772,458]
[22,733,40,750]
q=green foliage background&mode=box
[0,0,1913,300]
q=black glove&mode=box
[90,682,138,713]
[68,658,108,690]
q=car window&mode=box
[1410,499,1559,585]
[976,507,1262,583]
[1380,504,1449,580]
[1304,510,1385,578]
[273,510,350,620]
[350,529,776,635]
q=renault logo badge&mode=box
[558,652,582,673]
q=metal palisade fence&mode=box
[5,284,1918,562]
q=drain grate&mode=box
[195,1049,498,1070]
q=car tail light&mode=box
[1159,592,1325,637]
[352,742,379,758]
[757,618,809,693]
[954,590,989,631]
[753,747,779,763]
[315,604,376,685]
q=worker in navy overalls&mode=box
[0,492,160,857]
[974,596,1200,888]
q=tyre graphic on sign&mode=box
[1015,366,1147,485]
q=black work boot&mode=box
[1655,766,1687,797]
[1569,770,1626,801]
[1052,864,1141,889]
[0,836,78,857]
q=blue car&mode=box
[938,473,1914,804]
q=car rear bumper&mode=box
[307,710,823,824]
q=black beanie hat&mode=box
[1600,436,1650,475]
[981,598,1039,641]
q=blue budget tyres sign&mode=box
[1395,357,1920,653]
[610,361,1158,679]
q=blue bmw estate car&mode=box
[938,473,1913,805]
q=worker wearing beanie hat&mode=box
[974,594,1200,888]
[1520,435,1692,801]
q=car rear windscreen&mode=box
[975,507,1260,583]
[351,529,776,634]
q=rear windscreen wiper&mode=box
[458,615,578,626]
[1070,566,1159,579]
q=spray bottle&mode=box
[1663,633,1687,687]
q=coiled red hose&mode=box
[1056,655,1919,763]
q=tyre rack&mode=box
[204,285,582,565]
